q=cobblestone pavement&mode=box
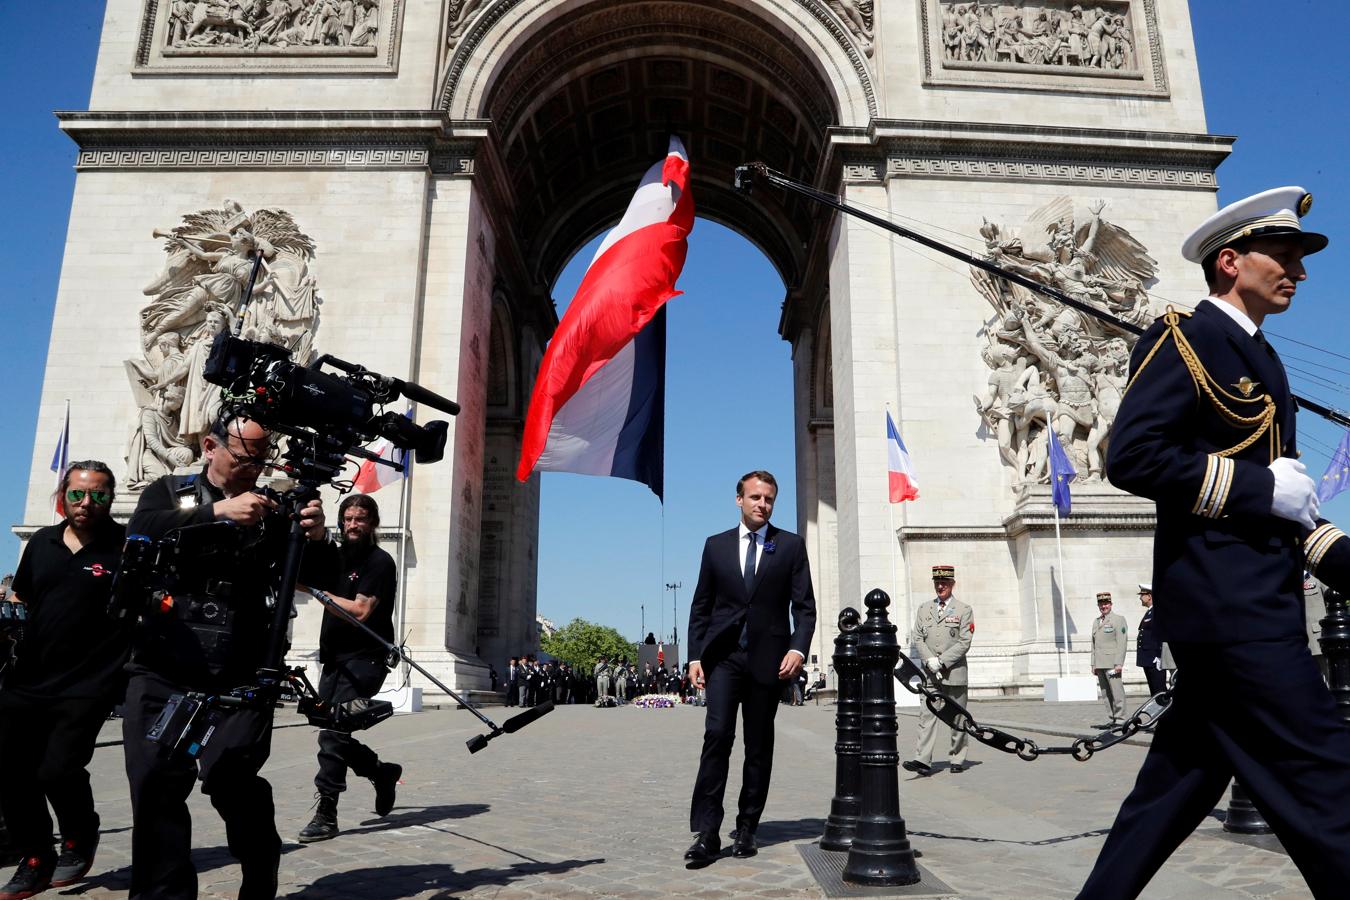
[45,696,1311,898]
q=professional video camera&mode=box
[202,334,459,484]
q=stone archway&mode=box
[433,0,872,674]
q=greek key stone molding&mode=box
[864,119,1231,190]
[59,111,473,172]
[840,154,885,183]
[886,156,1215,189]
[439,0,876,119]
[76,146,430,171]
[135,0,405,74]
[918,0,1168,97]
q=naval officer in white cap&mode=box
[1078,187,1350,900]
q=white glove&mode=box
[1152,657,1162,671]
[1269,457,1319,530]
[925,657,942,673]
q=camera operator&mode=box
[0,461,130,899]
[122,414,337,900]
[297,493,401,843]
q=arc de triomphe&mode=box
[21,1,1230,696]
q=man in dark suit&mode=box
[684,470,816,864]
[1079,187,1350,899]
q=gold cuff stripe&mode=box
[1305,524,1346,574]
[1193,455,1217,516]
[1194,455,1233,518]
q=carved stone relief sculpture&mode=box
[940,1,1136,71]
[125,200,322,487]
[970,198,1154,485]
[446,0,492,48]
[826,0,875,57]
[165,0,381,51]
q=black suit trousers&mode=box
[689,646,782,835]
[1079,637,1350,899]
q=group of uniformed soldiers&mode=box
[593,657,685,703]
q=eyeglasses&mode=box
[220,443,274,470]
[66,489,112,506]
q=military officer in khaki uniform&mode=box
[1303,574,1329,683]
[1091,592,1129,728]
[903,565,974,775]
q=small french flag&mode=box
[353,409,412,494]
[886,411,919,503]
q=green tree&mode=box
[540,618,636,672]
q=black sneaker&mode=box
[0,855,55,900]
[373,762,402,817]
[50,833,98,888]
[297,794,339,843]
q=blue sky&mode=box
[2,2,1349,648]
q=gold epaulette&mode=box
[1306,523,1347,575]
[1128,306,1278,463]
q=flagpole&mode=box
[1053,504,1068,678]
[394,416,414,682]
[52,399,70,525]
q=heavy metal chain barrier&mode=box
[893,651,1173,762]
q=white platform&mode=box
[894,687,921,707]
[375,685,423,713]
[1043,675,1098,702]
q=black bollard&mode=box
[1223,781,1271,834]
[1320,588,1350,725]
[820,607,862,851]
[842,589,921,886]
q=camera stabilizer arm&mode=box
[305,588,554,752]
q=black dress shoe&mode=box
[731,829,758,858]
[902,759,933,776]
[683,832,721,865]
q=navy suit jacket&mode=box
[686,523,816,685]
[1108,300,1350,642]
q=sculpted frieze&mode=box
[970,198,1155,486]
[939,1,1136,71]
[125,201,322,487]
[165,0,380,51]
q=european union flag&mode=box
[1317,430,1350,503]
[1048,431,1076,516]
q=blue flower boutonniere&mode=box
[763,540,776,555]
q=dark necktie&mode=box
[744,532,757,595]
[740,533,757,649]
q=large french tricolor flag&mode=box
[515,137,694,499]
[886,411,919,503]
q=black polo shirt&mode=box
[6,518,131,701]
[320,541,396,664]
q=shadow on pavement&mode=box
[64,843,307,894]
[345,803,491,835]
[907,827,1110,847]
[280,858,605,899]
[758,817,827,848]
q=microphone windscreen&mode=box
[501,701,554,733]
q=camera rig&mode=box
[122,252,552,760]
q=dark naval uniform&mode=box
[1078,298,1350,899]
[1134,605,1167,697]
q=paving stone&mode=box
[46,700,1315,897]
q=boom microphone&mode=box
[502,701,554,733]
